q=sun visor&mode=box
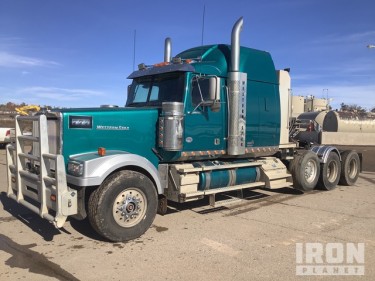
[127,63,195,79]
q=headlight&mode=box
[68,161,84,176]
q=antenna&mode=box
[133,30,136,71]
[201,5,205,46]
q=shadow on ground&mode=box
[0,192,62,241]
[0,191,107,242]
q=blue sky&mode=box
[1,0,374,110]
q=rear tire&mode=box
[157,195,168,215]
[290,151,320,192]
[317,152,341,190]
[88,170,158,242]
[339,150,360,186]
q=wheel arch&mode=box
[107,164,161,194]
[310,145,341,163]
[66,151,163,194]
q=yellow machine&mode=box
[15,105,41,116]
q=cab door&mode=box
[183,75,226,153]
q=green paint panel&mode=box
[182,73,226,152]
[178,44,280,148]
[61,107,160,167]
[60,43,281,170]
[178,45,278,83]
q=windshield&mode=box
[126,73,185,107]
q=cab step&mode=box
[179,181,266,202]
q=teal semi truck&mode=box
[6,18,361,242]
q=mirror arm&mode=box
[191,101,204,113]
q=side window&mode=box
[149,85,160,101]
[191,77,210,106]
[132,82,151,103]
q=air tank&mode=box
[193,160,259,191]
[323,111,375,133]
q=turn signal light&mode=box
[98,147,106,157]
[154,62,169,67]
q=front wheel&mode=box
[88,170,158,242]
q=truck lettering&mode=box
[96,125,130,131]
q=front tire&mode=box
[317,152,341,190]
[88,170,158,242]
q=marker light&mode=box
[98,147,106,157]
[154,62,169,67]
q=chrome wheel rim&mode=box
[327,161,339,183]
[112,188,147,228]
[348,158,358,179]
[305,159,317,183]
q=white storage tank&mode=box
[323,111,375,133]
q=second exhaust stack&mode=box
[227,17,247,156]
[164,37,172,63]
[231,17,243,72]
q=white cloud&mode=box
[0,86,106,107]
[0,51,60,68]
[311,31,375,46]
[18,87,104,102]
[0,37,24,49]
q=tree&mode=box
[340,102,349,111]
[340,103,366,113]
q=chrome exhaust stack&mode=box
[227,17,247,155]
[231,17,243,72]
[164,37,172,63]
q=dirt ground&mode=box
[0,115,14,128]
[0,146,374,280]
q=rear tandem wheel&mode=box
[316,152,341,191]
[290,151,320,192]
[339,150,360,186]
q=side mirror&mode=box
[127,84,131,98]
[191,76,221,113]
[208,77,221,112]
[126,84,132,106]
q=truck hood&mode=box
[60,107,161,167]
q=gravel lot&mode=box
[0,147,374,281]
